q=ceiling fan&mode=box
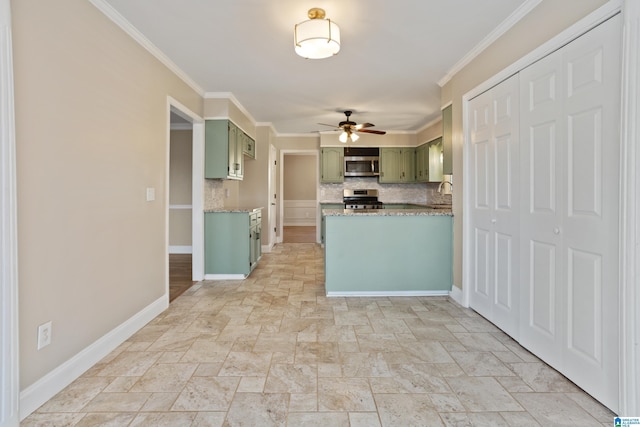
[319,110,386,143]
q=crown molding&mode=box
[415,116,442,134]
[88,0,204,96]
[204,92,258,126]
[437,0,542,87]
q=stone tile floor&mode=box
[22,243,616,426]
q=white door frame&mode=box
[167,98,205,283]
[268,144,277,251]
[462,0,638,415]
[0,0,20,424]
[278,149,319,243]
[618,0,640,416]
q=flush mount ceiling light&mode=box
[294,8,340,59]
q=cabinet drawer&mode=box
[250,210,262,225]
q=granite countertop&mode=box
[204,207,263,213]
[322,207,452,217]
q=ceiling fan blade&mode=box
[355,122,375,129]
[318,123,341,129]
[358,129,386,135]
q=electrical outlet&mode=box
[37,321,52,350]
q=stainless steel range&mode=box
[343,189,384,210]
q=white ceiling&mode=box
[101,0,531,135]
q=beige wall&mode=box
[416,119,442,145]
[284,155,316,200]
[12,0,202,389]
[442,0,609,289]
[169,130,193,246]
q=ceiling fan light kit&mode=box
[339,130,359,143]
[294,8,340,59]
[322,111,386,143]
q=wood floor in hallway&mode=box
[169,254,196,302]
[283,226,316,243]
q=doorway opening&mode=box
[167,100,204,302]
[279,150,319,243]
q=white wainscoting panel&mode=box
[283,200,316,226]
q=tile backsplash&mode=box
[320,178,452,205]
[204,179,225,209]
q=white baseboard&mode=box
[449,285,466,307]
[284,221,316,226]
[326,290,451,297]
[169,245,192,254]
[203,274,246,280]
[262,244,273,253]
[19,295,168,420]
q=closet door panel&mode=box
[559,14,621,411]
[530,122,558,214]
[519,48,564,365]
[469,91,494,319]
[567,248,602,362]
[468,74,520,338]
[491,78,520,337]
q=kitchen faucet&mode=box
[438,178,453,193]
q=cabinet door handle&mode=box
[553,227,560,235]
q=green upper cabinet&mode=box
[442,104,453,175]
[380,147,415,183]
[205,119,244,180]
[416,143,429,182]
[428,137,444,182]
[380,148,402,182]
[320,147,344,183]
[243,133,256,159]
[401,148,416,183]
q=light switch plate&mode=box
[146,187,155,201]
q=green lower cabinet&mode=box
[324,214,453,294]
[320,203,344,244]
[205,210,262,278]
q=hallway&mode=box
[22,243,615,426]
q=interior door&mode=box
[519,14,621,411]
[269,144,277,247]
[468,73,520,338]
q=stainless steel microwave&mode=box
[344,156,380,177]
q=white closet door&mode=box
[520,14,621,411]
[469,74,520,338]
[519,47,565,368]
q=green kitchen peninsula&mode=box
[323,208,453,296]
